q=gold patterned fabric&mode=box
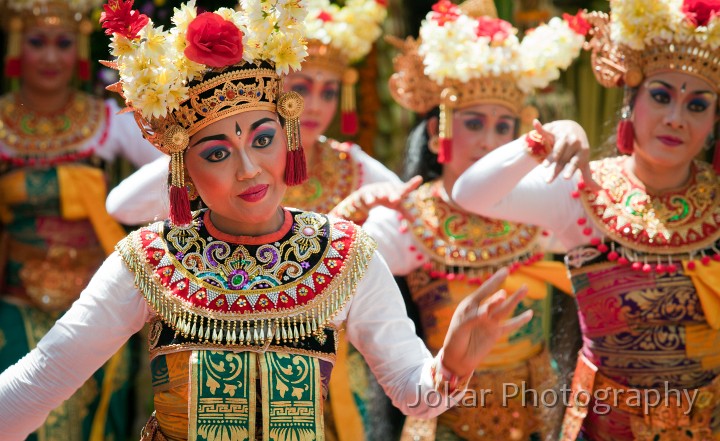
[403,181,543,281]
[282,139,359,214]
[561,159,720,440]
[398,181,561,441]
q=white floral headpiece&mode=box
[105,0,307,119]
[304,0,387,64]
[418,0,586,93]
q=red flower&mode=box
[317,10,333,22]
[475,17,513,42]
[432,0,460,26]
[100,0,149,40]
[184,13,244,68]
[375,0,388,6]
[563,10,591,36]
[682,0,720,26]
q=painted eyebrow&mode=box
[458,111,515,119]
[648,80,714,96]
[290,74,313,82]
[250,117,277,132]
[190,134,227,148]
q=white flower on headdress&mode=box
[305,0,387,63]
[106,0,308,120]
[418,3,584,95]
[518,17,585,92]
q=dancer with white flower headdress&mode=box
[0,0,161,439]
[0,1,533,440]
[332,1,586,439]
[453,1,720,439]
[102,2,400,438]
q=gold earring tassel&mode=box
[77,19,93,81]
[341,68,358,136]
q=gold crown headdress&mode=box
[101,0,308,226]
[2,0,102,81]
[303,0,388,135]
[585,0,720,158]
[388,0,586,163]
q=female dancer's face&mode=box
[442,103,517,181]
[21,25,77,94]
[185,110,287,234]
[284,66,341,144]
[632,71,718,169]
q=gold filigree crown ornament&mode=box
[584,0,720,160]
[303,0,388,135]
[100,0,308,226]
[388,0,587,163]
[1,0,102,81]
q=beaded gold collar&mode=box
[580,157,720,255]
[403,181,542,282]
[0,92,106,159]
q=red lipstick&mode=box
[657,135,683,147]
[238,184,268,202]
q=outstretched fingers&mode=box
[466,267,510,308]
[499,310,534,335]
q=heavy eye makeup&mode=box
[321,84,339,101]
[495,118,515,135]
[251,127,277,149]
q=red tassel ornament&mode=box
[616,118,635,154]
[438,137,452,164]
[285,146,307,186]
[340,68,359,136]
[77,59,91,81]
[341,111,358,136]
[438,87,457,164]
[170,184,193,226]
[4,58,20,78]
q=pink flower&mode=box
[475,17,513,42]
[431,0,460,26]
[563,10,591,36]
[184,13,244,68]
[682,0,720,26]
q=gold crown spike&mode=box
[586,0,720,90]
[458,0,497,18]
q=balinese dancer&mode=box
[453,1,720,439]
[0,1,532,440]
[331,1,585,439]
[0,0,160,439]
[100,1,399,438]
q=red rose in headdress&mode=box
[475,17,513,42]
[432,0,460,26]
[184,13,245,68]
[100,0,149,40]
[563,10,591,36]
[682,0,720,26]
